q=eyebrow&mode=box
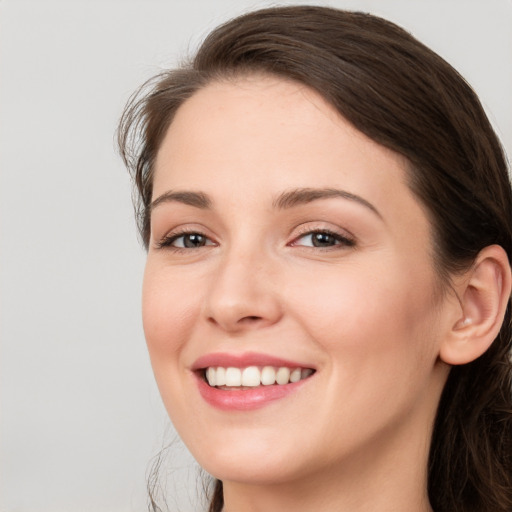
[273,187,382,218]
[150,187,382,219]
[150,190,212,211]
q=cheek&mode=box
[141,264,201,385]
[287,258,439,375]
[143,260,198,336]
[284,262,442,451]
[141,263,210,439]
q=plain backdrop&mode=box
[1,1,511,511]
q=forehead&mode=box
[154,76,408,194]
[154,76,422,219]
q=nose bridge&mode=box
[203,239,282,332]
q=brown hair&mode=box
[118,6,512,512]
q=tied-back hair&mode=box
[118,6,512,512]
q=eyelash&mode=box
[155,228,214,251]
[155,227,356,251]
[290,228,355,250]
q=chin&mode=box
[184,431,309,485]
[202,456,304,486]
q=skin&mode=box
[142,76,462,512]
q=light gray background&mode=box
[1,1,511,511]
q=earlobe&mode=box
[440,245,512,366]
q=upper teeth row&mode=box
[205,366,313,387]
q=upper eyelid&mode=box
[154,224,214,241]
[295,229,349,240]
[291,222,355,240]
[153,228,215,249]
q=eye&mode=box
[157,231,215,249]
[292,230,355,248]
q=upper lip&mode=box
[191,351,315,371]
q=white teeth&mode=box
[205,365,314,387]
[206,367,216,386]
[275,367,291,385]
[216,366,226,386]
[241,366,261,387]
[290,368,302,383]
[261,366,276,385]
[225,367,242,386]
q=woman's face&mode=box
[143,76,452,485]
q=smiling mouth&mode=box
[203,366,315,388]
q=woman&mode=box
[118,6,512,512]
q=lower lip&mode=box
[195,374,309,411]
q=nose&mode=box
[202,250,283,333]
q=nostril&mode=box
[206,314,266,331]
[241,315,263,323]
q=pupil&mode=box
[312,232,335,247]
[184,234,205,248]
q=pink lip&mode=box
[195,374,310,411]
[191,351,315,411]
[191,351,313,371]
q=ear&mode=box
[440,245,512,366]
